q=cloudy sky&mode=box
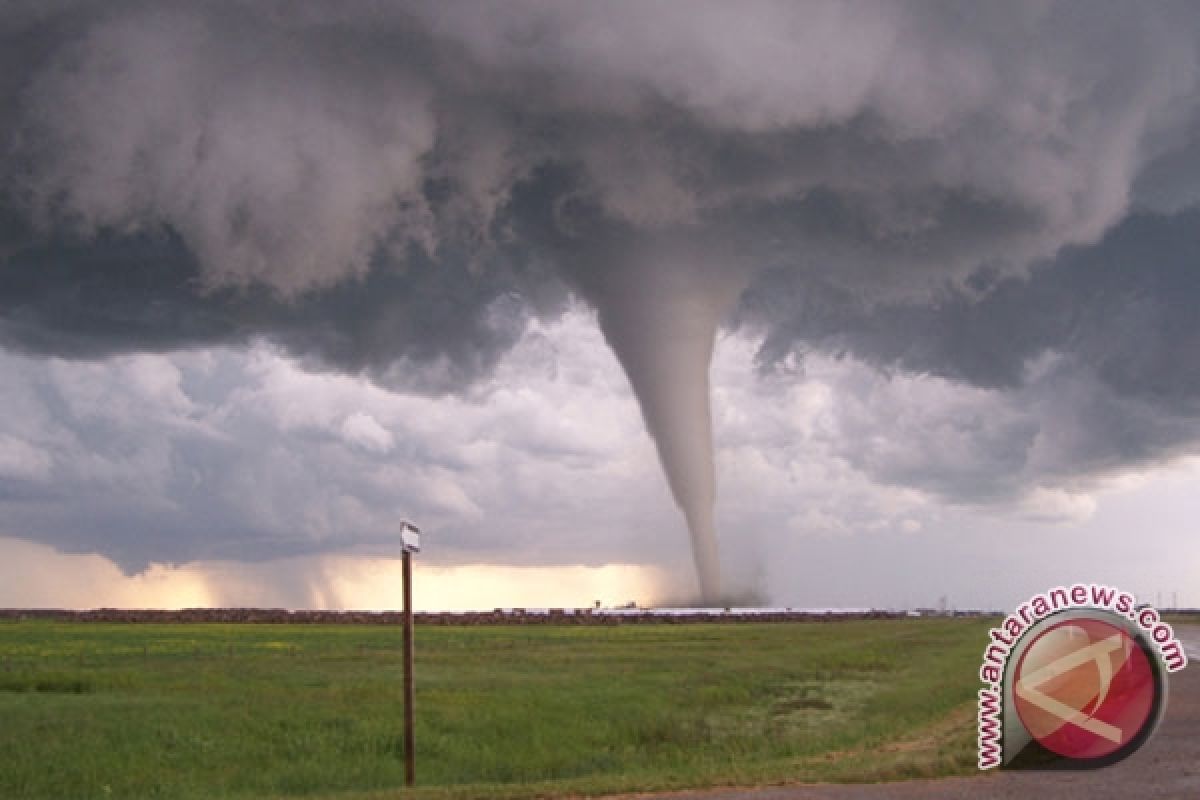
[1,1,1199,610]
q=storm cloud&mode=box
[3,1,1200,598]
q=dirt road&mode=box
[629,626,1199,800]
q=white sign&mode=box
[400,521,421,553]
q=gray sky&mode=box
[1,1,1198,609]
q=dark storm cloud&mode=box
[740,209,1200,467]
[732,205,1200,508]
[742,210,1200,398]
[8,2,1200,303]
[4,1,1200,574]
[0,205,551,393]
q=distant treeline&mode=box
[2,608,1195,625]
[4,607,932,625]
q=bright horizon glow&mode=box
[0,537,671,611]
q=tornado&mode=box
[569,248,746,604]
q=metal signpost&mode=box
[399,521,421,787]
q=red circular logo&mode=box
[1013,618,1156,760]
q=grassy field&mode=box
[0,618,994,799]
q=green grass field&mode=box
[0,618,994,799]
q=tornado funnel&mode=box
[569,249,745,604]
